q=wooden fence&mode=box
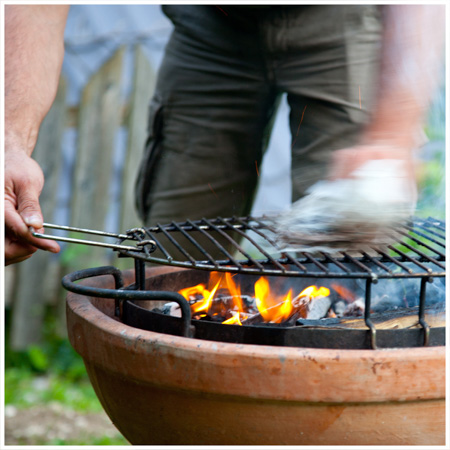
[6,45,156,349]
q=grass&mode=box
[5,309,129,445]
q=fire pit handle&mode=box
[62,266,194,338]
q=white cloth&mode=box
[272,159,416,253]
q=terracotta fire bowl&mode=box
[66,267,445,445]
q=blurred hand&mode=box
[273,142,418,253]
[329,143,416,182]
[4,151,60,265]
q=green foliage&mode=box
[59,242,92,267]
[5,368,102,412]
[46,435,129,446]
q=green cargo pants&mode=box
[135,5,383,230]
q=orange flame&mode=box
[255,277,293,323]
[179,281,220,314]
[223,312,242,325]
[330,283,356,303]
[178,272,332,325]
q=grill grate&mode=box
[120,216,445,281]
[54,216,445,349]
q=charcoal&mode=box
[306,296,332,320]
[160,302,181,317]
[333,300,347,317]
[343,299,365,317]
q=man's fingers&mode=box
[5,203,60,253]
[17,185,44,229]
[4,235,37,265]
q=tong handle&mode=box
[30,223,150,253]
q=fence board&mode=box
[10,78,67,349]
[68,47,124,270]
[120,45,156,234]
[8,45,158,346]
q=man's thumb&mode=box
[17,190,44,230]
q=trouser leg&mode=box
[135,7,278,259]
[265,5,383,201]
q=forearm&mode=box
[5,5,69,156]
[362,5,444,150]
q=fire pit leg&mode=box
[364,278,377,349]
[419,277,433,346]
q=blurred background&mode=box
[4,5,445,446]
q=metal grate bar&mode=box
[391,229,445,260]
[402,223,445,246]
[422,216,446,232]
[281,253,309,273]
[301,252,330,273]
[341,252,377,278]
[371,248,414,274]
[361,251,393,274]
[170,221,219,267]
[319,252,352,274]
[387,245,433,273]
[114,216,444,279]
[187,219,243,268]
[248,217,284,249]
[145,230,173,262]
[221,217,288,273]
[250,217,310,272]
[157,223,198,265]
[215,218,266,271]
[389,235,445,270]
[199,218,259,269]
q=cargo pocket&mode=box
[135,95,165,223]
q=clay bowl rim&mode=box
[66,270,445,404]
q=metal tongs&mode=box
[30,223,156,253]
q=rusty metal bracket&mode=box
[62,266,193,338]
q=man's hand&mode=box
[5,151,60,265]
[329,142,416,183]
[5,5,68,264]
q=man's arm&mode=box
[5,5,69,264]
[329,4,445,181]
[274,5,445,252]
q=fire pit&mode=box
[41,216,445,444]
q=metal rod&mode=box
[418,277,431,346]
[146,230,173,262]
[280,253,309,273]
[422,217,446,232]
[364,278,377,349]
[341,252,378,281]
[135,259,146,291]
[31,229,143,252]
[390,229,445,259]
[402,223,445,247]
[157,223,198,265]
[170,221,219,267]
[360,251,393,274]
[221,217,286,272]
[319,252,351,274]
[388,239,445,270]
[387,245,433,273]
[186,219,242,268]
[42,222,130,239]
[62,266,193,338]
[202,217,261,270]
[301,252,329,273]
[372,248,414,274]
[216,217,267,270]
